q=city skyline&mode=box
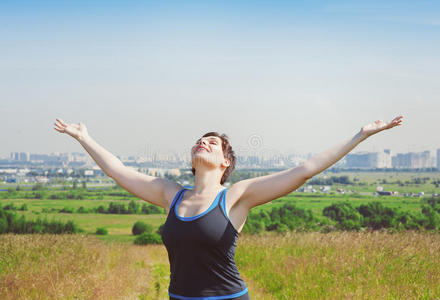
[1,1,439,156]
[5,147,440,159]
[5,147,440,169]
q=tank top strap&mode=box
[219,187,231,221]
[170,188,186,211]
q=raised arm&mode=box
[53,118,182,210]
[230,115,403,210]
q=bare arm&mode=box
[230,115,403,210]
[54,119,182,209]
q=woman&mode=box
[54,115,403,299]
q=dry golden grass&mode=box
[0,234,154,300]
[1,232,439,299]
[236,231,440,299]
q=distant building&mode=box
[247,156,260,166]
[437,149,440,169]
[30,153,70,164]
[84,170,94,176]
[10,152,30,162]
[345,152,373,168]
[392,151,431,168]
[148,168,181,177]
[345,150,392,169]
[381,149,392,168]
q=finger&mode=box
[54,124,64,131]
[54,122,66,130]
[56,118,67,126]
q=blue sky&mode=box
[1,1,439,158]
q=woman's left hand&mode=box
[360,115,403,139]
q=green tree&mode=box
[421,205,440,230]
[323,202,362,231]
[96,227,108,235]
[128,200,139,214]
[132,221,153,235]
[242,212,265,234]
[357,202,396,229]
[32,183,45,191]
[134,232,162,245]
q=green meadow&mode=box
[0,191,429,242]
[0,199,166,243]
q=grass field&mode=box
[1,232,439,299]
[0,234,157,299]
[237,231,440,299]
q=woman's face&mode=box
[191,136,226,168]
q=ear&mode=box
[222,158,230,168]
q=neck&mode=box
[192,165,224,195]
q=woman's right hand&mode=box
[54,118,89,141]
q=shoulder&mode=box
[164,183,185,213]
[226,180,251,205]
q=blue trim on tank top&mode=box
[170,189,185,212]
[219,187,230,221]
[175,188,227,221]
[169,287,248,299]
[219,188,239,234]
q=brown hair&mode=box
[191,132,236,185]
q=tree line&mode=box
[243,197,440,234]
[53,200,165,215]
[1,188,136,201]
[0,206,80,234]
[308,175,353,185]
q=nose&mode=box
[195,138,209,152]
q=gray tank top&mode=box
[161,187,249,299]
